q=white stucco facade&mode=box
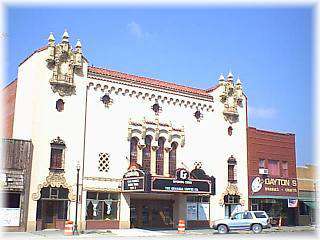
[11,31,249,231]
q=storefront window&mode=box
[187,196,210,221]
[268,160,280,176]
[0,192,20,208]
[86,192,119,220]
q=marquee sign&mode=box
[122,168,214,194]
[250,176,298,197]
[122,169,145,192]
[151,168,211,194]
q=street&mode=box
[0,226,317,240]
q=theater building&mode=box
[247,127,299,226]
[2,30,250,231]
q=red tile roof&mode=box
[88,66,216,100]
[18,46,219,99]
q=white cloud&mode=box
[127,21,144,39]
[248,106,277,119]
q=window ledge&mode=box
[49,168,65,172]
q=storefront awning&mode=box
[303,201,316,209]
[249,195,296,200]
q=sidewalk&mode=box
[0,225,316,239]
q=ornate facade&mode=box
[4,30,249,231]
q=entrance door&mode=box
[37,200,68,230]
[130,199,173,228]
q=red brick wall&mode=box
[247,127,297,196]
[1,80,17,138]
[86,220,119,229]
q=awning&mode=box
[303,201,316,209]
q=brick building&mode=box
[297,165,316,225]
[247,127,298,226]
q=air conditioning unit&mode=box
[259,168,269,175]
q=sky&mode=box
[5,6,313,166]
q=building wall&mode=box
[12,47,89,231]
[0,81,17,138]
[10,35,249,231]
[297,165,317,191]
[248,127,296,178]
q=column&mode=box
[119,193,130,229]
[26,197,38,231]
[137,145,143,166]
[173,194,187,227]
[151,145,157,175]
[163,148,170,177]
[79,189,87,231]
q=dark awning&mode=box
[303,201,316,209]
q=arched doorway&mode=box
[224,194,240,217]
[36,186,69,230]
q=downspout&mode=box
[79,84,88,231]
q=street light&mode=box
[73,161,80,235]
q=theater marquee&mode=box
[250,176,298,197]
[122,168,214,194]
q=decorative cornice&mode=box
[87,66,212,100]
[128,118,185,147]
[87,81,214,112]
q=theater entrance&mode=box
[130,199,174,229]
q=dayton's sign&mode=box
[250,176,298,197]
[151,168,212,194]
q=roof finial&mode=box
[62,29,69,43]
[218,73,225,84]
[76,39,82,48]
[236,75,242,85]
[48,32,55,42]
[227,70,234,81]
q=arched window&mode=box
[156,137,165,175]
[169,142,178,176]
[130,137,138,165]
[227,155,237,183]
[142,135,152,172]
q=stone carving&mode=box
[46,30,83,97]
[128,118,185,148]
[50,136,65,146]
[219,182,245,206]
[219,72,243,124]
[32,171,76,201]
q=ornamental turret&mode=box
[45,30,84,97]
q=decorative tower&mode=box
[46,30,84,97]
[219,71,244,124]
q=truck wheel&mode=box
[251,224,262,234]
[217,224,228,234]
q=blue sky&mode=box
[5,6,313,166]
